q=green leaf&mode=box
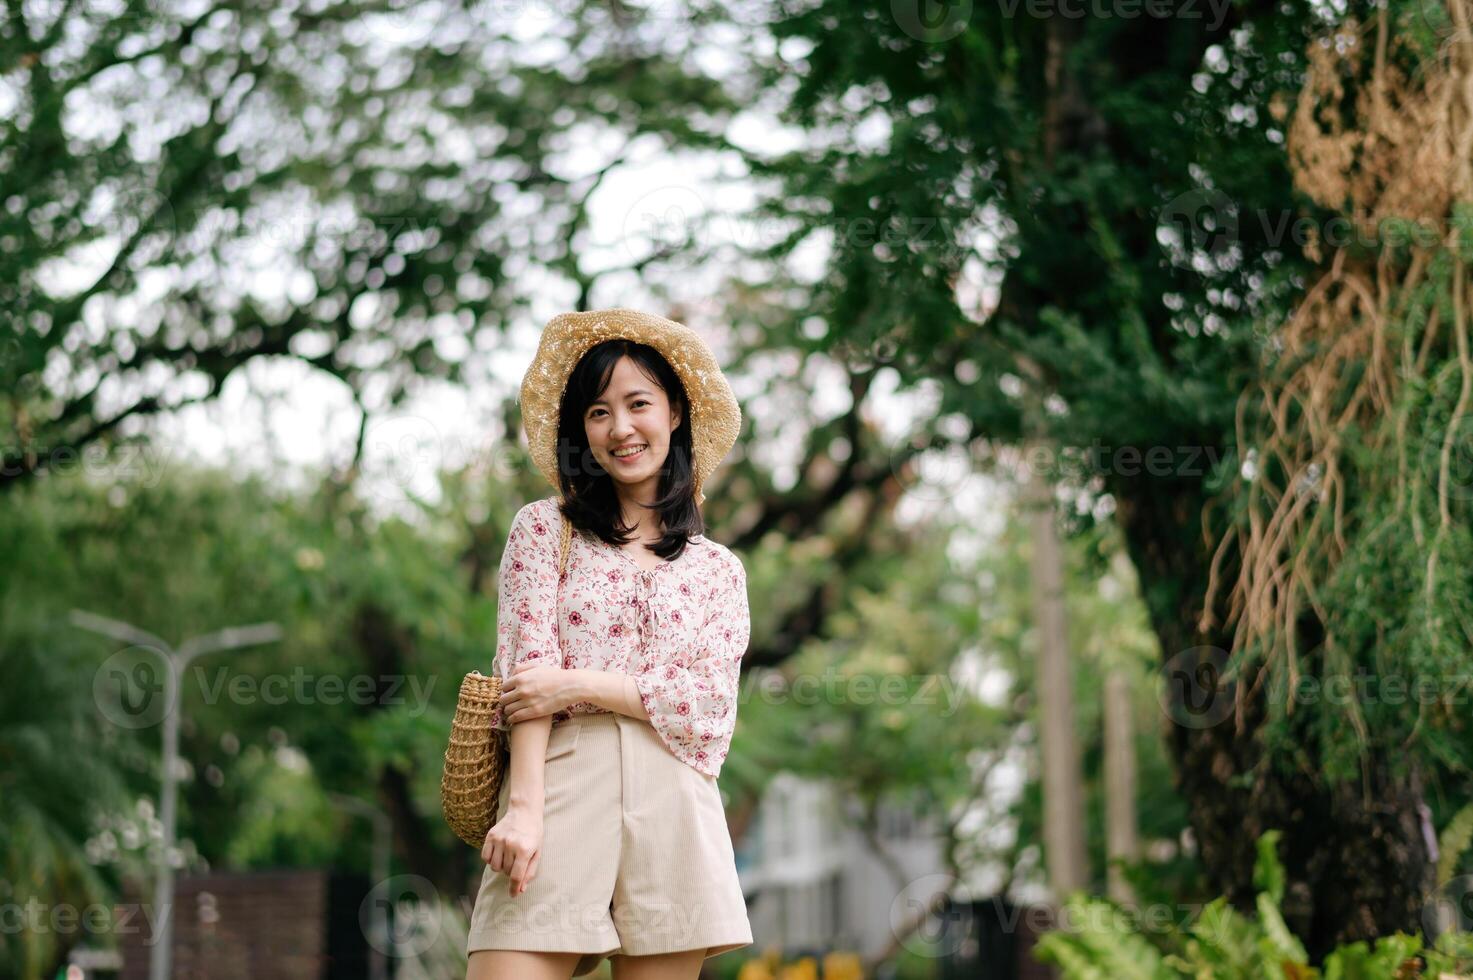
[1438,802,1473,885]
[1252,829,1286,906]
[1255,892,1309,965]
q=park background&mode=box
[5,0,1473,976]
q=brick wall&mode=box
[116,870,371,980]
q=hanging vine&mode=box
[1201,3,1473,778]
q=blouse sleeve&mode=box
[489,500,563,732]
[633,551,750,776]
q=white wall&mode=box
[737,773,950,959]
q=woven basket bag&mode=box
[441,510,574,848]
[440,670,507,847]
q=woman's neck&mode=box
[615,484,660,535]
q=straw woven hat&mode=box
[519,308,742,570]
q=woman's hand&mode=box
[482,802,543,896]
[500,663,583,724]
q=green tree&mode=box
[0,0,734,488]
[0,641,134,977]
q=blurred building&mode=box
[735,773,945,956]
[733,773,1053,977]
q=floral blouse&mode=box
[488,496,751,778]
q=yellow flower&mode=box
[737,962,774,980]
[823,951,864,980]
[777,957,818,980]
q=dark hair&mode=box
[553,339,703,560]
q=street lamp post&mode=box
[328,793,392,980]
[71,610,283,980]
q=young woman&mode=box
[465,309,753,980]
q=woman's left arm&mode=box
[573,669,649,721]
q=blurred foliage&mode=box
[0,460,519,974]
[0,447,1186,975]
[0,643,134,978]
[731,473,1194,903]
[1036,828,1473,978]
[982,506,1205,904]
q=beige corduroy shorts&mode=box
[464,711,753,976]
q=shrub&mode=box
[1035,829,1473,978]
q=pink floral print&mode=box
[489,496,751,778]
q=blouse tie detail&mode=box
[631,568,662,653]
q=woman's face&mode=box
[582,355,682,496]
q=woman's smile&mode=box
[611,444,648,463]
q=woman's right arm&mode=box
[482,715,551,895]
[480,501,561,894]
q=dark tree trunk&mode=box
[1111,467,1434,960]
[352,602,467,901]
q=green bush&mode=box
[1035,829,1473,979]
